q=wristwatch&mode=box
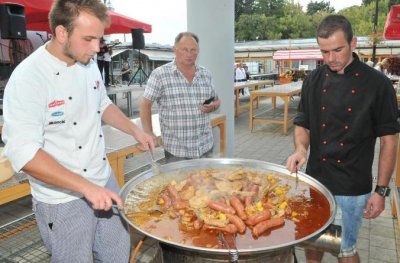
[375,185,391,197]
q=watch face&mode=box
[375,186,390,197]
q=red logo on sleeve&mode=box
[48,100,65,108]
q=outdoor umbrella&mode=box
[384,4,400,40]
[0,0,152,34]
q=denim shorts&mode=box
[333,193,370,258]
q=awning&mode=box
[111,48,129,58]
[384,4,400,40]
[0,0,152,34]
[140,50,174,61]
[273,49,323,60]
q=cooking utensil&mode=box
[295,161,299,189]
[147,150,160,176]
[218,232,239,262]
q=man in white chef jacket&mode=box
[1,0,155,262]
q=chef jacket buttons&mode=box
[321,106,326,110]
[78,146,82,149]
[322,140,327,145]
[337,159,341,163]
[69,96,72,100]
[73,122,77,125]
[355,73,359,77]
[322,157,327,162]
[322,88,327,93]
[322,123,326,128]
[340,142,344,147]
[351,89,356,94]
[347,107,352,112]
[97,110,101,114]
[99,134,103,138]
[83,169,87,172]
[344,125,349,130]
[93,86,96,90]
[103,157,106,161]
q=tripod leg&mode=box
[128,69,140,86]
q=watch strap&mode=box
[375,185,391,197]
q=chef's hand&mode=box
[133,129,156,152]
[286,150,307,173]
[363,193,385,219]
[83,183,123,210]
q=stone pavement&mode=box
[0,85,399,262]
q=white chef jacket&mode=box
[2,45,113,204]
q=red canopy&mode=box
[384,4,400,40]
[0,0,152,34]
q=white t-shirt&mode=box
[235,67,246,81]
[3,44,113,204]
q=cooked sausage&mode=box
[172,200,188,210]
[252,217,285,238]
[193,219,204,230]
[158,192,172,210]
[208,200,236,214]
[166,184,180,201]
[245,184,259,207]
[246,210,272,226]
[226,213,246,234]
[203,223,238,234]
[230,196,247,220]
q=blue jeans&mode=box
[333,193,370,257]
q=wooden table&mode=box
[234,80,274,117]
[0,114,226,205]
[249,81,302,135]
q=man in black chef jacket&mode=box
[286,15,399,263]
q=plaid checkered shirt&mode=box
[143,60,218,158]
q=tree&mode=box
[235,0,258,22]
[278,3,314,39]
[258,0,286,17]
[306,1,335,15]
[235,13,282,41]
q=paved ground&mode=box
[0,85,399,262]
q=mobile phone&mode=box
[203,97,215,105]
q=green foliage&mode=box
[306,1,335,15]
[234,0,391,41]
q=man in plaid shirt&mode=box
[140,32,221,162]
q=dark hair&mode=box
[316,15,353,44]
[49,0,110,36]
[174,32,199,46]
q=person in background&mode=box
[235,62,247,95]
[2,0,155,261]
[365,60,373,67]
[286,15,399,263]
[97,37,105,79]
[374,57,391,75]
[103,43,112,87]
[140,32,221,163]
[121,61,131,85]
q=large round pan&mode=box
[119,158,336,255]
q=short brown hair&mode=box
[49,0,110,36]
[317,15,353,44]
[174,32,199,47]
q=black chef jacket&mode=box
[294,53,400,196]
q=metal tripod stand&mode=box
[128,49,148,87]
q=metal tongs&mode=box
[218,232,239,262]
[295,161,299,189]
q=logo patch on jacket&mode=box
[48,100,65,108]
[51,111,64,117]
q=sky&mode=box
[109,0,362,45]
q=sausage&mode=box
[252,217,285,238]
[193,219,204,230]
[208,200,236,214]
[230,196,247,220]
[245,184,259,207]
[246,210,272,226]
[226,213,246,234]
[172,200,188,210]
[158,192,172,210]
[203,223,238,234]
[166,184,180,201]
